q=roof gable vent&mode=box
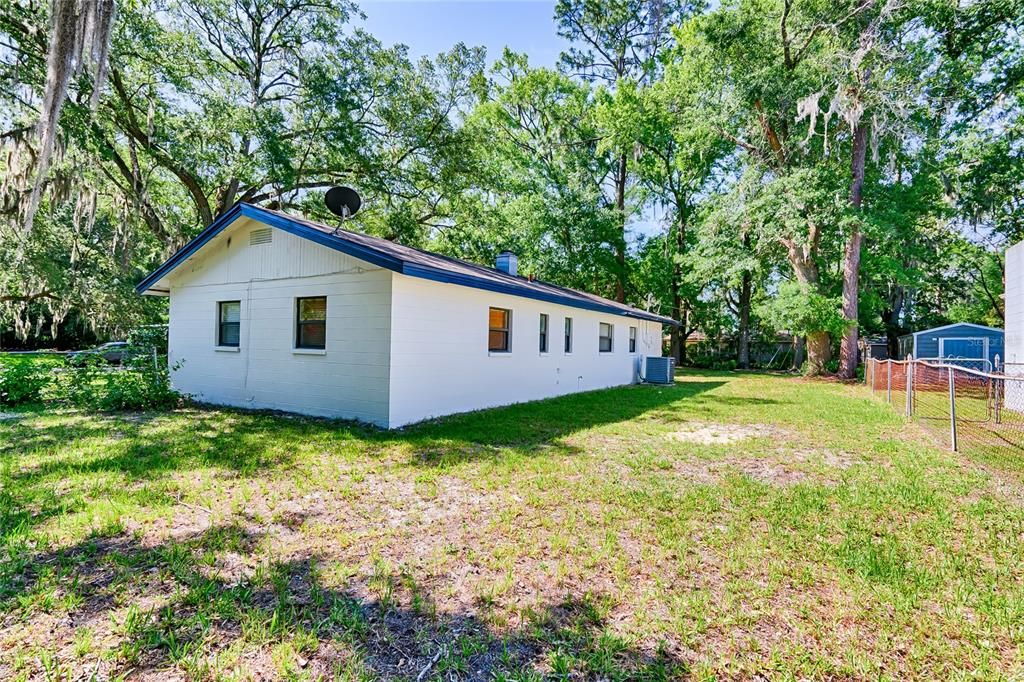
[249,228,272,246]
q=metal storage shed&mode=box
[897,322,1004,368]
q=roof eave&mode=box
[912,322,1004,337]
[135,203,247,294]
[136,203,679,326]
[400,263,676,325]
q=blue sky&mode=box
[357,0,566,67]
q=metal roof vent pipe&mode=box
[496,251,518,277]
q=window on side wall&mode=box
[296,296,327,349]
[218,301,240,347]
[539,313,549,353]
[629,326,637,353]
[599,322,614,353]
[489,307,511,352]
[564,317,573,353]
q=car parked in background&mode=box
[67,341,131,365]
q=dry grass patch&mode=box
[667,421,785,444]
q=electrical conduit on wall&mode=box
[243,279,253,399]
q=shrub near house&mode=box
[0,338,179,411]
[0,354,55,405]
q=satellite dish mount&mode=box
[324,186,362,232]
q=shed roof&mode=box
[136,203,678,326]
[897,322,1004,341]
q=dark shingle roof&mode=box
[137,203,677,326]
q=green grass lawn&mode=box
[2,371,1023,681]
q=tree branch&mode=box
[0,290,55,303]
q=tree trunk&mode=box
[886,327,900,359]
[670,303,690,365]
[614,152,627,303]
[669,212,687,364]
[838,122,869,379]
[784,232,831,375]
[670,327,681,364]
[679,320,690,365]
[671,317,692,365]
[737,229,753,369]
[737,269,752,369]
[805,331,831,374]
[882,286,905,358]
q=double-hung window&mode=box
[539,313,549,353]
[629,326,637,353]
[218,301,240,347]
[599,322,614,353]
[295,296,327,350]
[564,317,573,353]
[489,307,511,352]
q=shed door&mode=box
[939,337,986,359]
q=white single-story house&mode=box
[137,203,677,428]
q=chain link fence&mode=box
[866,357,1024,455]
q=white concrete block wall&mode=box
[386,273,663,427]
[1004,242,1024,364]
[163,215,669,428]
[167,218,393,426]
[1004,242,1024,411]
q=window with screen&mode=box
[295,297,327,349]
[489,307,511,352]
[539,313,549,353]
[629,326,637,353]
[218,301,240,347]
[599,322,614,353]
[564,317,573,353]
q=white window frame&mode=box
[628,326,637,354]
[539,313,549,354]
[294,295,328,354]
[215,300,241,350]
[599,322,614,353]
[488,307,513,354]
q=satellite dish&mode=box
[325,186,361,219]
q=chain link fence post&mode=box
[948,366,958,452]
[887,361,892,404]
[906,355,914,418]
[994,354,1002,425]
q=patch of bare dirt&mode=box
[670,447,861,486]
[667,422,787,445]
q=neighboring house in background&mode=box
[137,203,675,428]
[861,337,889,362]
[897,322,1004,368]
